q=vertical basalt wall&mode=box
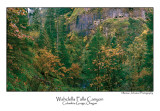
[69,8,146,36]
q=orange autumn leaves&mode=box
[101,44,124,57]
[68,63,80,79]
[89,44,124,90]
[34,47,80,81]
[34,48,62,77]
[7,8,32,40]
[7,8,26,23]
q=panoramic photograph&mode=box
[7,7,153,91]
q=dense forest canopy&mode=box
[7,8,153,91]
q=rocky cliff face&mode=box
[28,8,146,37]
[69,8,146,36]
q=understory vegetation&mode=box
[7,8,153,91]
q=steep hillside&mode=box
[7,8,153,91]
[67,8,146,37]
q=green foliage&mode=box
[59,39,71,68]
[32,8,41,30]
[82,29,106,82]
[7,8,153,91]
[66,32,84,63]
[66,8,85,24]
[145,9,153,69]
[45,8,57,53]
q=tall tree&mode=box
[82,29,106,90]
[45,8,57,53]
[32,8,41,31]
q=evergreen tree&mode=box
[58,37,71,68]
[45,8,57,53]
[7,7,153,91]
[37,28,52,50]
[123,18,145,48]
[82,29,106,90]
[145,9,153,68]
[32,8,41,30]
